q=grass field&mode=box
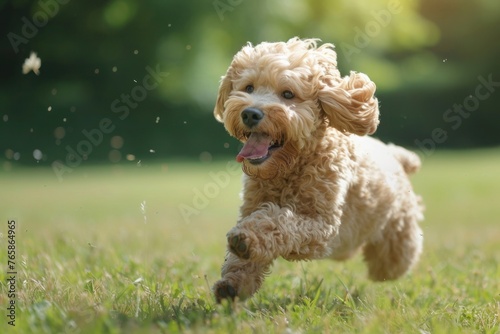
[1,149,499,333]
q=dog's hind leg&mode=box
[213,252,272,302]
[362,213,423,281]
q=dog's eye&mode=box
[282,90,294,99]
[245,85,254,93]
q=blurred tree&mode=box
[0,0,498,170]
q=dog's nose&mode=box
[241,107,264,128]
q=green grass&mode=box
[1,149,499,333]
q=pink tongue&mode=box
[236,133,272,163]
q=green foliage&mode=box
[0,150,499,333]
[1,1,499,166]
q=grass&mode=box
[0,149,499,333]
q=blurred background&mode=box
[1,0,499,171]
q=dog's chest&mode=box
[243,173,335,217]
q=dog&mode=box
[212,37,424,301]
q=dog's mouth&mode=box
[236,132,283,165]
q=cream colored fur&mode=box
[212,37,424,301]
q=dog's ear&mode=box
[213,68,233,123]
[319,71,380,135]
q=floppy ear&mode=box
[213,68,233,123]
[319,71,380,135]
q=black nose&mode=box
[241,107,264,128]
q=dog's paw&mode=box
[227,232,251,259]
[213,279,237,303]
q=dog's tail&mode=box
[388,144,421,175]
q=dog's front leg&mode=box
[213,252,271,302]
[227,204,338,263]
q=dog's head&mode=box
[214,37,379,179]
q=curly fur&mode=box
[212,37,424,302]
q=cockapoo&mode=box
[212,37,424,301]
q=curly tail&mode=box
[388,144,421,175]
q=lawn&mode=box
[0,149,499,333]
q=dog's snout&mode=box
[241,107,264,128]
